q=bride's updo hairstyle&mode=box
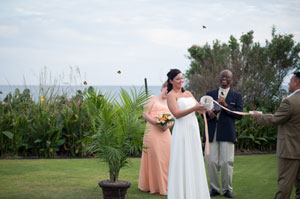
[167,69,185,93]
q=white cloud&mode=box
[0,0,300,86]
[15,7,45,17]
[0,25,19,37]
[140,28,195,48]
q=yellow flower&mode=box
[41,96,44,103]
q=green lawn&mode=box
[0,154,296,199]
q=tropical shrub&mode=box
[86,87,148,182]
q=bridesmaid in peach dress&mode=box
[138,81,173,196]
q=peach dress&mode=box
[138,100,172,195]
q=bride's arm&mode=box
[188,92,207,115]
[167,92,206,119]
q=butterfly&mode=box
[202,25,207,29]
[117,70,121,74]
[83,81,87,85]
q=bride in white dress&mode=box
[166,69,210,199]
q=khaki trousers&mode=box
[275,157,300,199]
[205,133,234,193]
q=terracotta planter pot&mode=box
[98,180,131,199]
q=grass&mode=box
[0,154,296,199]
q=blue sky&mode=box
[0,0,300,86]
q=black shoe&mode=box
[223,190,234,198]
[210,189,220,197]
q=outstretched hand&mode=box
[249,111,262,117]
[195,103,207,114]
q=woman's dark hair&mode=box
[294,71,300,80]
[167,69,185,93]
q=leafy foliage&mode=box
[0,86,94,157]
[0,87,149,160]
[186,27,300,109]
[86,87,149,182]
[186,28,300,151]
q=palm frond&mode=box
[86,87,149,182]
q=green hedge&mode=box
[1,87,277,158]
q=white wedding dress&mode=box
[168,97,210,199]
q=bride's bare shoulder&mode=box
[184,90,193,96]
[167,91,177,100]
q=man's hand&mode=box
[208,110,217,119]
[218,96,227,107]
[249,110,262,117]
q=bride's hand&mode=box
[194,103,207,114]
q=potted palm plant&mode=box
[85,86,149,199]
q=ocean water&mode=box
[0,85,161,101]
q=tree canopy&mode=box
[186,27,300,110]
